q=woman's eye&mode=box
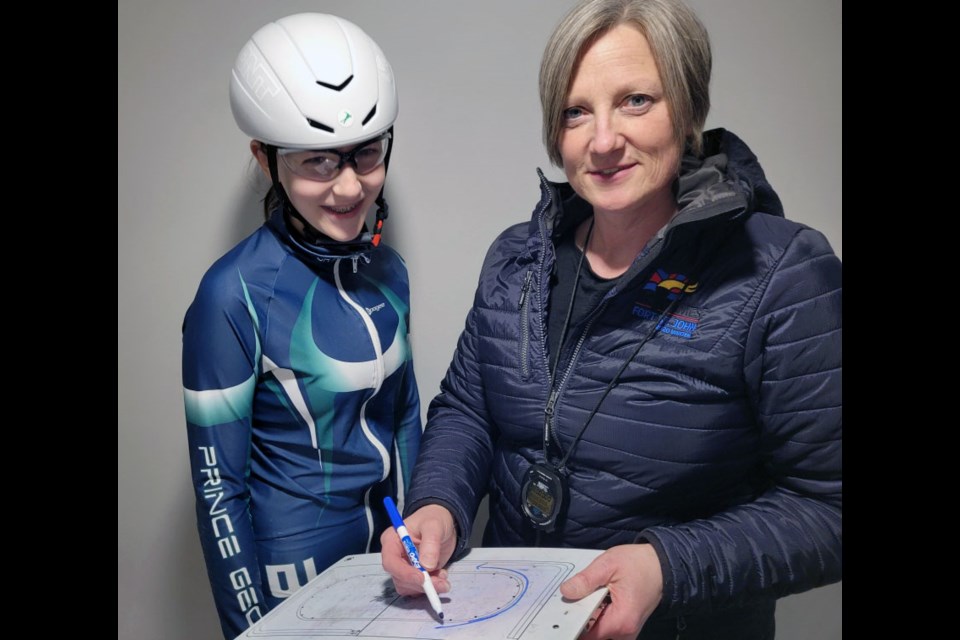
[562,106,584,122]
[625,94,650,109]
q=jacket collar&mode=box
[266,208,376,267]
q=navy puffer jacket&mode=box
[405,129,841,618]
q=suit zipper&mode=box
[333,258,390,554]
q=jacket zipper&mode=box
[531,170,678,461]
[547,300,608,452]
[542,388,559,454]
[518,269,534,379]
[537,190,681,459]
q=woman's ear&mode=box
[250,140,271,179]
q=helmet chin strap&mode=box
[369,126,394,247]
[370,193,387,247]
[263,142,390,253]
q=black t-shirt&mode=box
[546,222,616,377]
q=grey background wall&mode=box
[118,1,841,638]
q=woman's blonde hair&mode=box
[539,0,712,165]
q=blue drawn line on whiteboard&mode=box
[435,564,530,629]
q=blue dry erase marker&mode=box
[384,497,444,622]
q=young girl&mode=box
[182,14,420,639]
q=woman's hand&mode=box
[560,544,663,640]
[380,504,457,596]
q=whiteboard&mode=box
[236,547,609,640]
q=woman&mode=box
[381,1,841,638]
[182,14,421,640]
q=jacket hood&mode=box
[693,128,784,219]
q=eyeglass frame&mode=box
[277,132,392,182]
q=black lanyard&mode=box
[543,218,686,473]
[524,239,686,532]
[524,217,734,533]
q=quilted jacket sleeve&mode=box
[640,226,842,613]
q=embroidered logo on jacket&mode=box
[631,304,700,339]
[632,268,701,339]
[643,269,698,301]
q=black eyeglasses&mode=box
[278,132,391,181]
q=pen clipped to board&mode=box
[383,496,445,622]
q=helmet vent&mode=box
[306,119,334,133]
[361,105,377,126]
[316,75,353,92]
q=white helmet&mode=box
[230,13,398,149]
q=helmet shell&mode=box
[230,13,398,149]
